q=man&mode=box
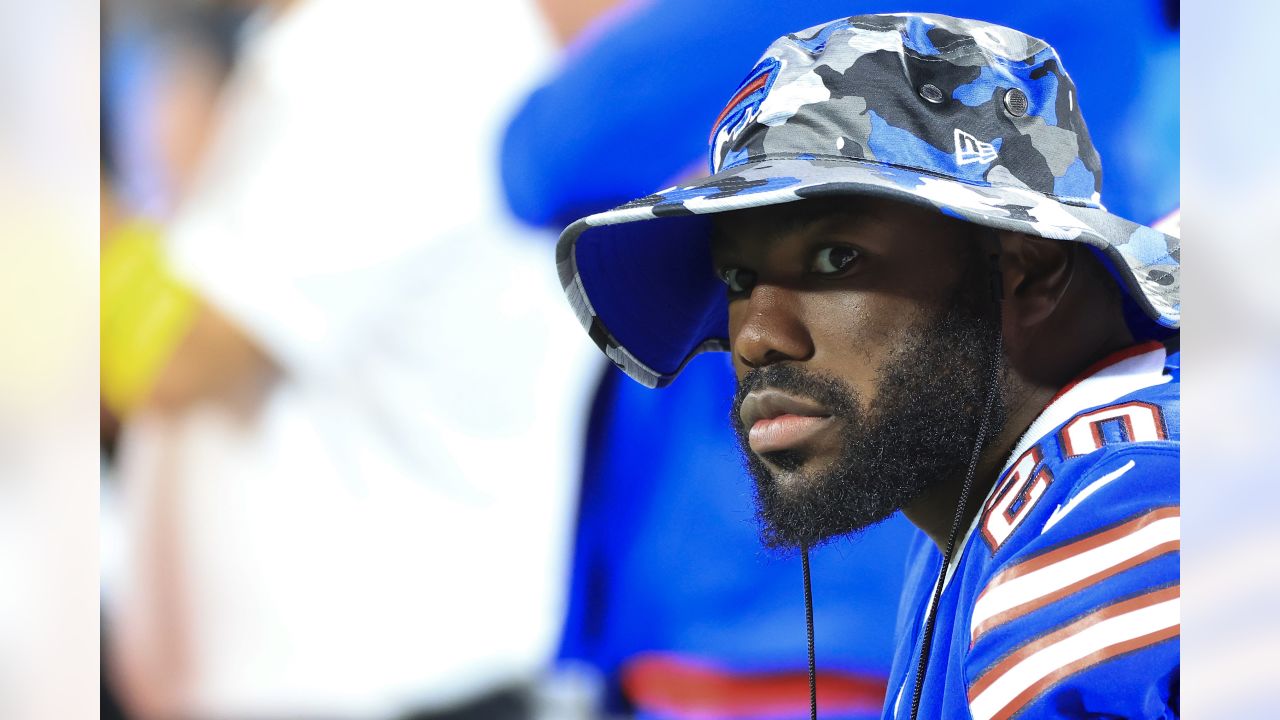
[554,13,1179,720]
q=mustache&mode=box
[731,364,859,432]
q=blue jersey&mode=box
[884,343,1180,719]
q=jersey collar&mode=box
[939,341,1171,591]
[1004,340,1170,473]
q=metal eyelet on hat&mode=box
[1003,87,1029,117]
[919,83,944,104]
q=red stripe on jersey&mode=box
[620,652,885,717]
[990,623,1179,720]
[971,506,1180,644]
[968,584,1179,704]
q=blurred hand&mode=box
[535,0,627,46]
[147,304,278,417]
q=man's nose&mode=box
[733,284,814,370]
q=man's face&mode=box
[711,197,1004,550]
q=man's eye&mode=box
[720,267,756,293]
[811,246,860,275]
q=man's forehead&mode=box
[710,197,879,251]
[707,195,963,255]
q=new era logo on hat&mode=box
[556,13,1181,388]
[954,129,998,166]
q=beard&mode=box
[730,265,1006,551]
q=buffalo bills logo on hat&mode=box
[709,57,780,170]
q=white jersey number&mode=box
[1060,401,1167,458]
[982,447,1054,552]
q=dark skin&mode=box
[711,196,1134,549]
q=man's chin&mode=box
[753,453,927,550]
[755,481,894,550]
[756,509,886,551]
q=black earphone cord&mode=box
[908,255,1005,720]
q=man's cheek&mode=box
[807,303,913,387]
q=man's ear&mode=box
[996,231,1074,327]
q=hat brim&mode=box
[557,156,1180,388]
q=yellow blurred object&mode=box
[100,221,198,415]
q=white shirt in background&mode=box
[109,1,602,717]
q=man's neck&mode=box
[901,383,1052,551]
[902,335,1146,551]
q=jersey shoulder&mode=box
[961,377,1180,720]
[976,366,1178,557]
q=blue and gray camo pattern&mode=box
[557,13,1181,388]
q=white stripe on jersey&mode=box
[1042,460,1135,532]
[970,506,1179,643]
[968,586,1180,720]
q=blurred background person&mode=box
[101,1,602,718]
[101,2,250,716]
[500,1,1179,718]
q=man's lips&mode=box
[739,389,835,455]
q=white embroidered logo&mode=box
[954,128,998,165]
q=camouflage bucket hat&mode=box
[557,13,1181,388]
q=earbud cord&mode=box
[908,255,1004,720]
[803,544,817,720]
